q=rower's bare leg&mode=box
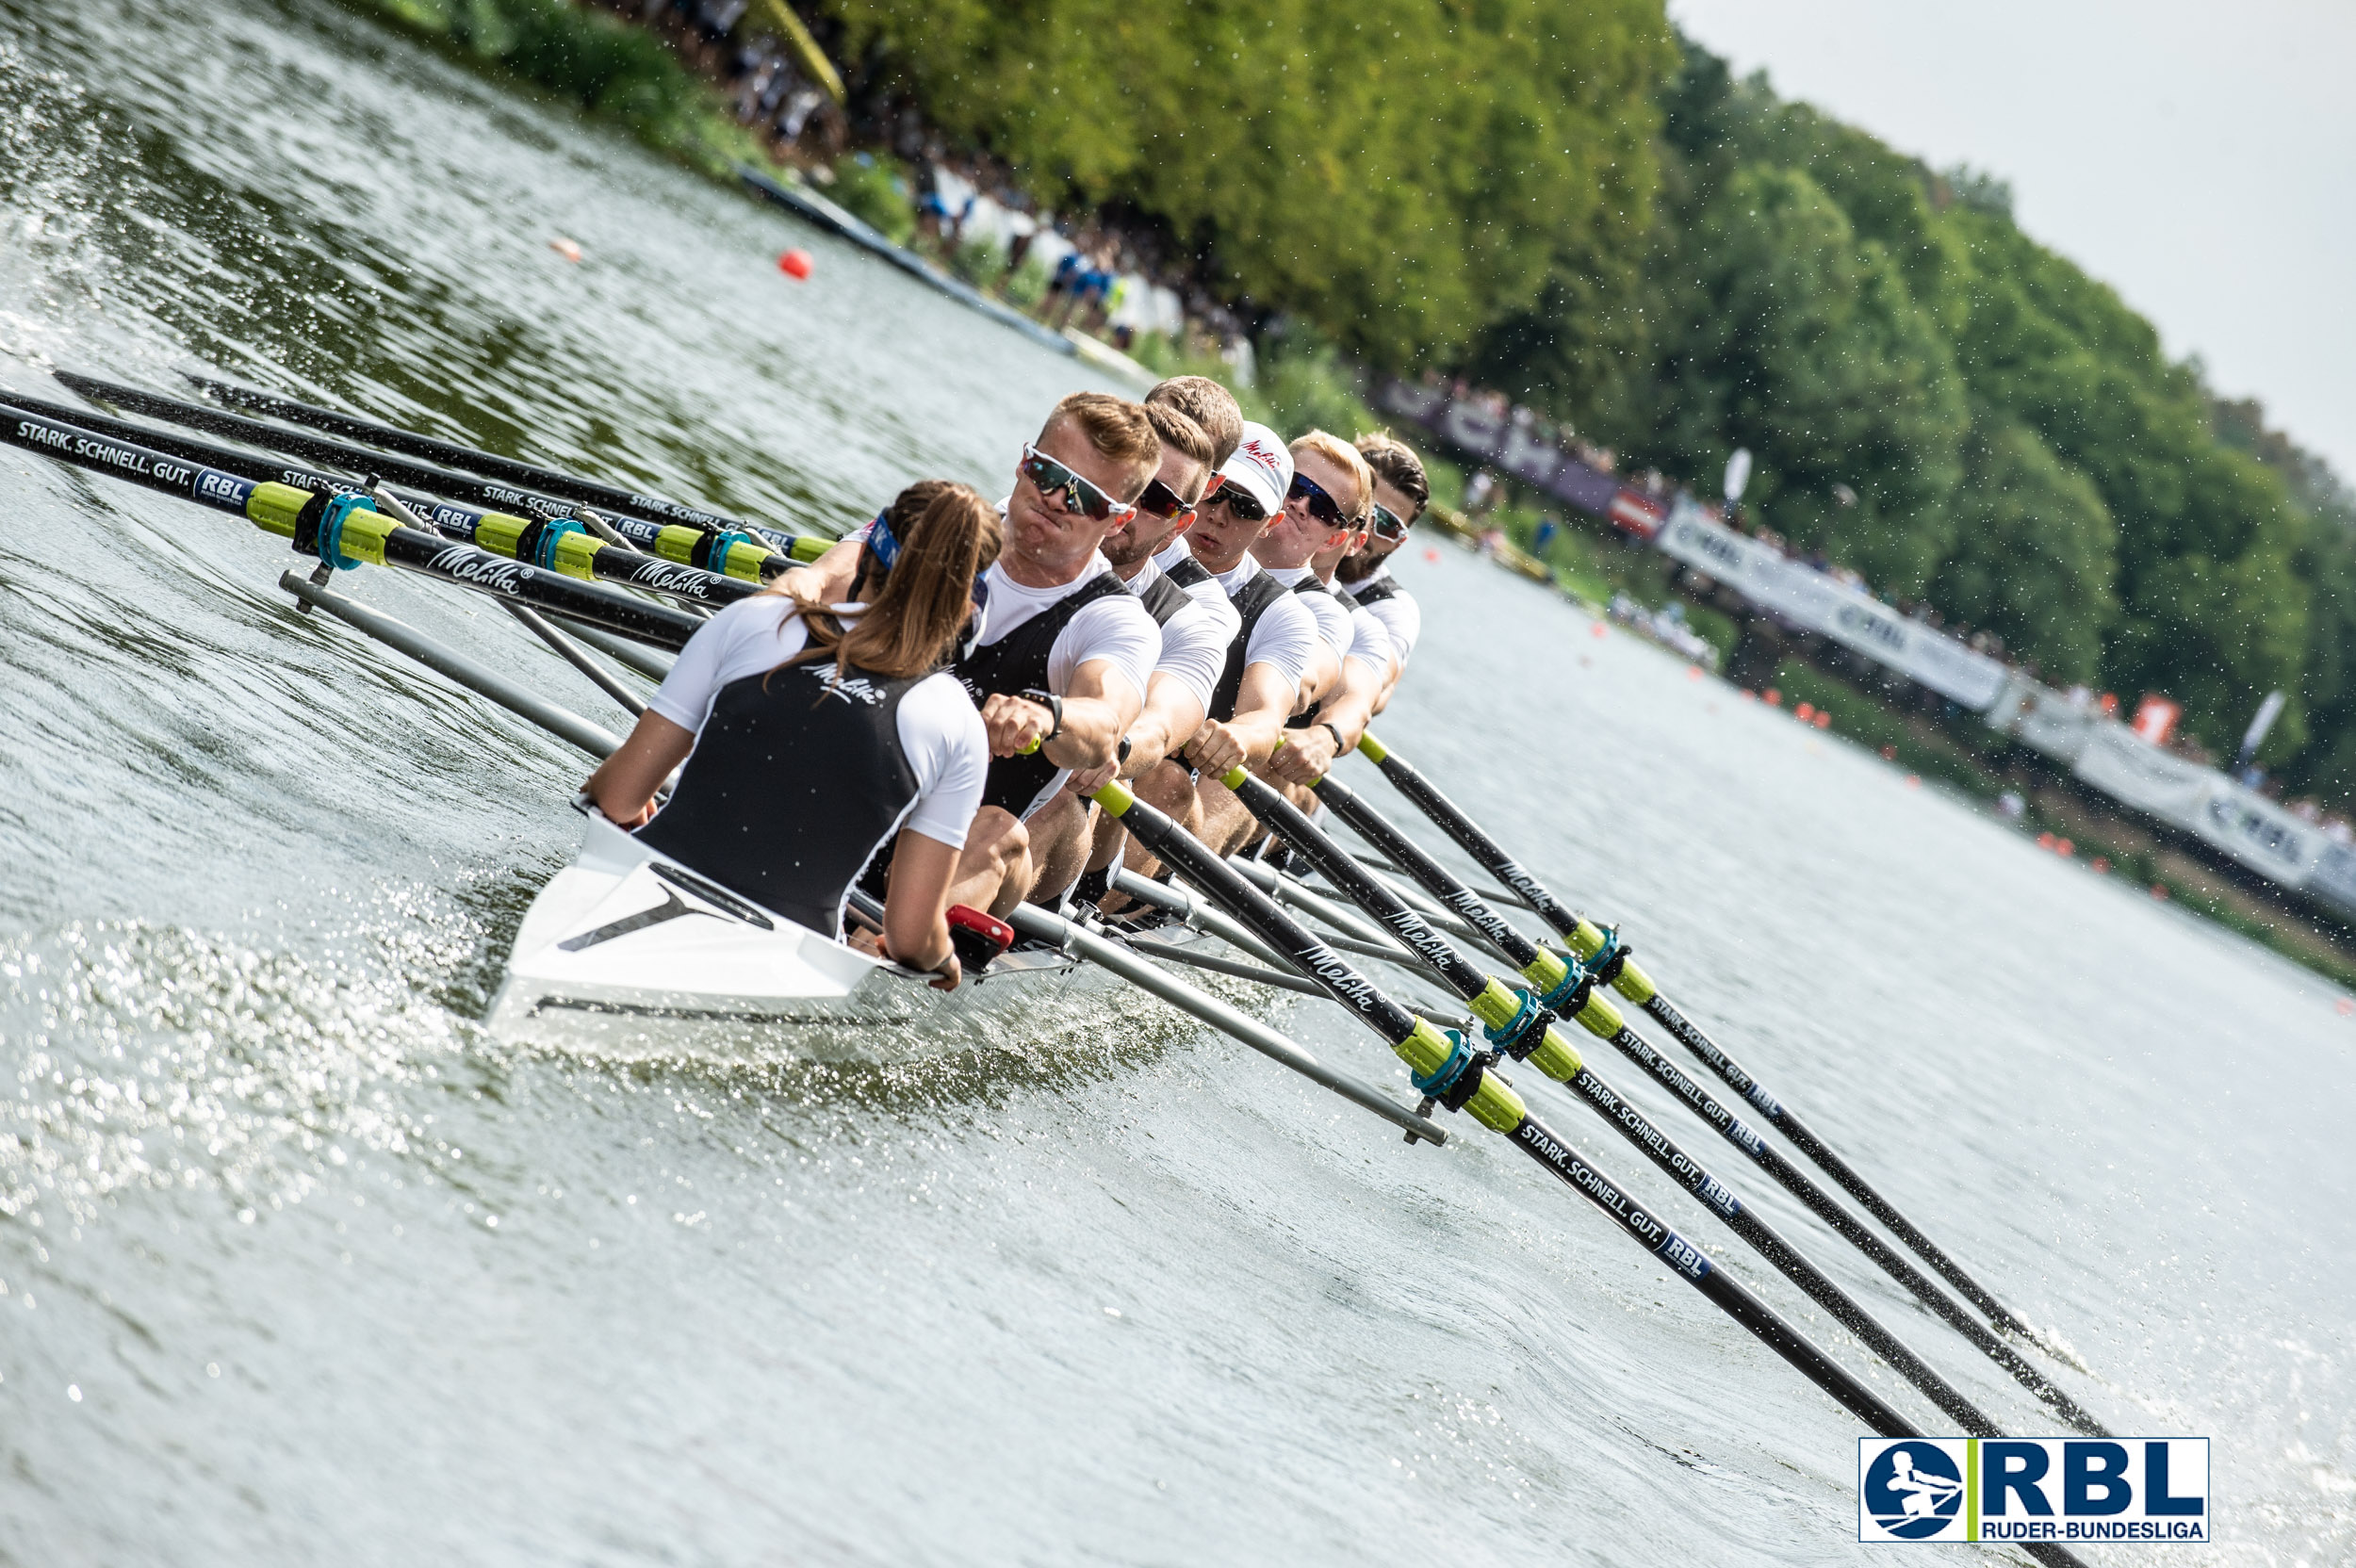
[1022,793,1096,906]
[949,807,1030,920]
[1196,774,1263,858]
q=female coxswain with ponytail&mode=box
[583,483,1002,988]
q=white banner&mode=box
[2184,779,2325,887]
[1655,502,2010,709]
[2071,726,2217,824]
[1985,678,2097,764]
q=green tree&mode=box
[1927,411,2116,683]
[1644,163,1969,594]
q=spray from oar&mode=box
[1354,729,2050,1346]
[1222,766,2107,1438]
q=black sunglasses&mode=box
[1288,472,1349,530]
[1369,502,1410,543]
[1135,476,1198,524]
[1020,444,1137,526]
[1208,483,1268,525]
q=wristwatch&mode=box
[1022,687,1065,743]
[1319,721,1346,752]
[1116,734,1135,766]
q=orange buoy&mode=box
[1813,710,1830,729]
[1794,702,1815,721]
[1423,547,1441,564]
[1589,621,1607,639]
[1686,665,1703,680]
[778,249,814,280]
[2037,832,2056,849]
[1763,688,1781,707]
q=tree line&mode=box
[814,3,2349,790]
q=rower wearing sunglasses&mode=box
[941,392,1165,920]
[1050,400,1242,906]
[1250,433,1389,792]
[1335,432,1429,714]
[1137,423,1326,865]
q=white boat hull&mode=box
[486,816,1119,1063]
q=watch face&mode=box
[1116,736,1134,763]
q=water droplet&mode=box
[66,1384,81,1402]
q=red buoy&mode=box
[778,249,813,280]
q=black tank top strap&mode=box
[951,570,1131,819]
[1164,554,1214,590]
[1206,569,1289,723]
[634,657,922,937]
[1134,571,1189,628]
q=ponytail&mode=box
[783,483,1001,681]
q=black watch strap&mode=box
[1022,687,1065,743]
[1320,721,1346,751]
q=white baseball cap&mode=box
[1216,421,1293,516]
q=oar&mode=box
[0,405,701,649]
[45,374,822,574]
[172,369,769,538]
[1354,730,2047,1345]
[1093,782,1935,1441]
[1278,771,2110,1433]
[1218,769,2103,1442]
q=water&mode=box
[2,2,2351,1561]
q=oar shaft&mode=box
[50,374,818,573]
[1229,772,2041,1436]
[1097,777,1932,1443]
[1355,730,2043,1344]
[181,370,761,536]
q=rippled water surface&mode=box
[3,3,2352,1563]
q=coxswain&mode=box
[582,483,1000,988]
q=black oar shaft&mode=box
[4,392,763,612]
[1355,731,2042,1343]
[2,406,701,649]
[1229,773,2044,1436]
[52,373,816,574]
[1093,776,1929,1444]
[1314,769,2105,1431]
[179,370,762,537]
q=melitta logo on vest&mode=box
[810,662,887,707]
[1857,1438,2209,1544]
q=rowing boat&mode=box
[488,808,1152,1063]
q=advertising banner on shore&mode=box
[1654,500,2011,710]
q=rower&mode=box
[1253,433,1385,792]
[1048,402,1235,899]
[946,393,1164,918]
[581,483,1000,989]
[1335,431,1429,714]
[1144,422,1323,862]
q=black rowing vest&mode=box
[1134,569,1190,628]
[1207,570,1289,723]
[1164,554,1215,592]
[1284,576,1338,728]
[1340,574,1399,608]
[634,658,920,936]
[952,571,1130,817]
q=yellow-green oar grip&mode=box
[1461,1072,1526,1134]
[245,481,313,538]
[1573,988,1625,1039]
[1088,779,1136,815]
[1612,959,1659,1005]
[1526,1025,1583,1084]
[1356,732,1389,763]
[789,534,832,563]
[1519,948,1571,992]
[722,540,769,581]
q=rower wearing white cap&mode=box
[1123,421,1324,867]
